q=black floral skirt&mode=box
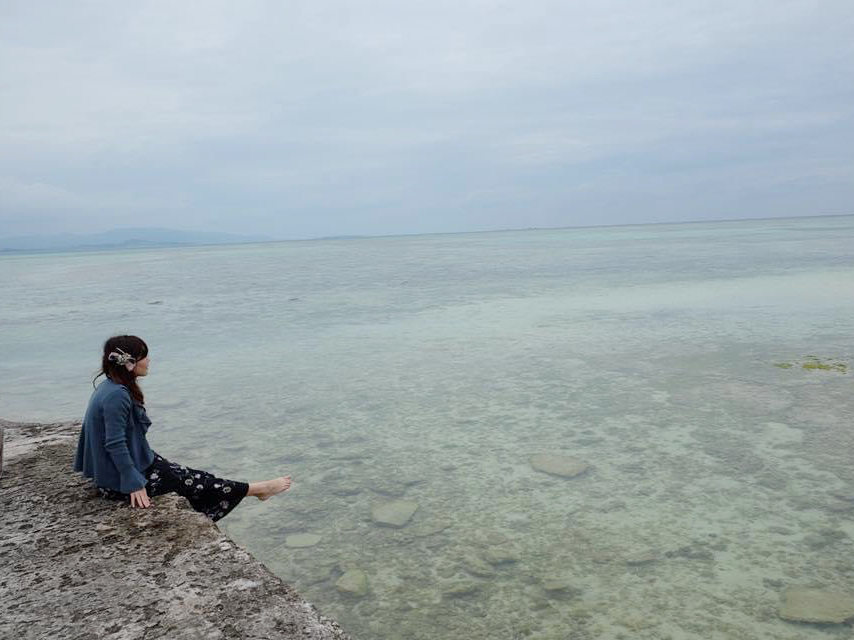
[98,453,249,521]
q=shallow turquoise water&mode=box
[2,216,854,638]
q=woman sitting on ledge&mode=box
[74,335,291,521]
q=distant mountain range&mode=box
[0,228,274,253]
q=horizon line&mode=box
[288,211,854,243]
[2,211,852,255]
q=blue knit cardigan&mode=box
[74,378,155,493]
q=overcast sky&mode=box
[1,1,852,239]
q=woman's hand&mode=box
[129,487,151,508]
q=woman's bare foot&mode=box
[247,476,292,501]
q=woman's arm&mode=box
[102,389,147,494]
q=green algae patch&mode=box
[802,360,847,373]
[774,357,847,374]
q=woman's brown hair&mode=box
[93,335,149,404]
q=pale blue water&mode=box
[2,216,854,639]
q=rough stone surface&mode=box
[370,499,419,527]
[779,588,854,624]
[0,419,350,640]
[335,570,368,597]
[529,454,590,478]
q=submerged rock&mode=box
[529,454,589,478]
[618,614,661,631]
[336,570,368,597]
[779,588,854,624]
[371,500,419,527]
[481,546,519,566]
[441,580,482,598]
[285,533,322,548]
[461,555,497,578]
[625,550,659,566]
[541,577,582,597]
[665,544,714,561]
[470,530,510,547]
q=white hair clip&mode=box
[108,347,137,371]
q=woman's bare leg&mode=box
[247,476,292,501]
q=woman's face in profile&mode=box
[132,355,150,377]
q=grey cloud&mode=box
[0,0,852,238]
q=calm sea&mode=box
[2,216,853,639]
